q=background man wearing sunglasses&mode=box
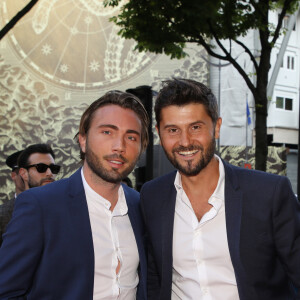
[18,143,60,189]
[0,144,60,246]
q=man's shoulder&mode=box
[141,170,177,193]
[18,168,82,202]
[122,184,140,204]
[223,160,290,188]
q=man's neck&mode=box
[181,156,220,198]
[179,156,220,221]
[82,164,120,210]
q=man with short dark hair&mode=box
[0,90,148,299]
[141,78,300,300]
[17,143,60,189]
[0,144,60,246]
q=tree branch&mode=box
[0,0,39,41]
[195,35,257,97]
[233,38,259,71]
[271,0,295,46]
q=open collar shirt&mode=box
[172,155,239,300]
[82,169,139,300]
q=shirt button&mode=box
[194,230,200,236]
[202,287,208,294]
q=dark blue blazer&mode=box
[141,161,300,300]
[0,169,147,300]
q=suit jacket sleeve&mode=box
[272,176,300,297]
[0,192,43,298]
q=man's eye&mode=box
[192,125,200,130]
[168,128,178,133]
[128,136,137,141]
[102,130,111,135]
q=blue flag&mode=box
[246,101,251,125]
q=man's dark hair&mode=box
[155,78,219,128]
[18,144,55,168]
[75,90,149,160]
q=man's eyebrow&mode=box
[98,124,118,130]
[98,124,140,136]
[126,129,141,136]
[163,124,178,130]
[190,120,205,126]
[163,120,205,130]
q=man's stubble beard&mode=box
[162,136,216,177]
[28,176,54,188]
[85,138,139,184]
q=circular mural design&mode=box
[2,0,156,90]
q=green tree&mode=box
[105,0,299,171]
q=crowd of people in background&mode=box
[0,79,299,300]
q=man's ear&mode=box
[18,168,28,182]
[214,117,222,139]
[11,171,17,181]
[78,134,87,154]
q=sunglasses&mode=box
[25,163,61,174]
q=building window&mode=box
[285,98,293,110]
[276,96,293,111]
[277,53,295,70]
[287,55,295,69]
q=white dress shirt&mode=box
[82,170,139,300]
[172,156,239,300]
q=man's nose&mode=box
[45,166,53,176]
[179,131,191,147]
[112,136,126,153]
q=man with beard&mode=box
[0,91,149,300]
[0,144,59,246]
[141,78,300,300]
[17,143,60,189]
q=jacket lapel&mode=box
[67,169,95,286]
[160,172,177,295]
[123,185,147,299]
[123,185,145,261]
[224,162,243,271]
[223,161,256,300]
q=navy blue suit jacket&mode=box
[0,169,147,300]
[141,161,300,300]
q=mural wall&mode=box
[0,0,209,203]
[220,146,287,176]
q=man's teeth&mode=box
[178,150,198,156]
[111,160,123,164]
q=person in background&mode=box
[122,176,134,188]
[0,144,60,246]
[141,78,300,300]
[6,150,25,197]
[0,90,148,299]
[0,150,25,246]
[17,143,60,189]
